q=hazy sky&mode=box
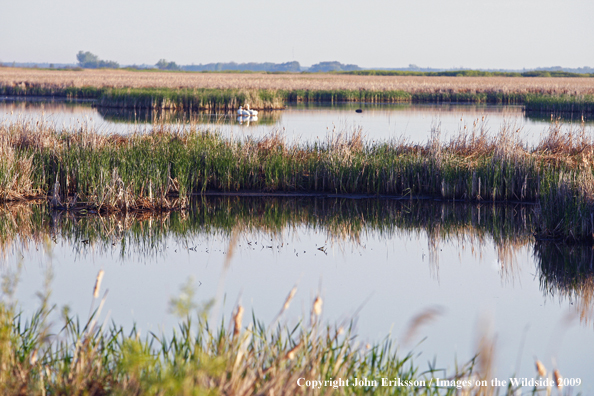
[2,0,593,69]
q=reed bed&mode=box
[1,118,594,241]
[3,84,594,113]
[3,68,594,94]
[3,68,594,112]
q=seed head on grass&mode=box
[401,306,443,346]
[313,296,323,317]
[554,369,562,389]
[285,341,302,361]
[93,270,104,299]
[282,286,297,313]
[233,305,244,337]
[535,359,547,377]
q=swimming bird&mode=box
[245,104,258,116]
[237,106,250,116]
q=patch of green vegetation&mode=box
[2,120,594,242]
[0,262,487,395]
[525,94,594,113]
[97,87,285,110]
[2,82,594,113]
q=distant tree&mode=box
[308,61,360,72]
[77,51,99,67]
[156,59,181,71]
[77,51,119,69]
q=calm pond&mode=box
[1,97,592,144]
[1,98,593,390]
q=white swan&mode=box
[245,104,258,116]
[237,106,250,116]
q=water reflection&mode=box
[3,197,592,319]
[3,98,594,143]
[3,197,593,382]
[98,107,279,126]
[1,198,536,257]
[535,242,594,325]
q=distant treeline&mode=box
[183,61,301,72]
[342,70,594,78]
[4,52,594,76]
[182,61,360,73]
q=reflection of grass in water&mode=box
[0,97,95,113]
[97,106,282,125]
[535,242,594,325]
[5,197,592,323]
[0,198,535,261]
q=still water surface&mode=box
[2,97,592,144]
[1,199,592,388]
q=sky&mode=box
[1,0,594,70]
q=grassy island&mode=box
[1,118,594,242]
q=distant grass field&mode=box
[3,67,594,93]
[3,67,594,112]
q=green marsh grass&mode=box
[1,118,594,241]
[4,81,594,113]
[0,253,578,395]
[525,94,594,114]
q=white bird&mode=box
[237,106,250,116]
[245,104,258,116]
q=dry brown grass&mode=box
[3,67,594,94]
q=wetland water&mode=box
[1,198,593,387]
[1,98,593,390]
[1,97,593,144]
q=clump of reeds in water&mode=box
[2,117,594,241]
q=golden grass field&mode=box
[3,67,594,94]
